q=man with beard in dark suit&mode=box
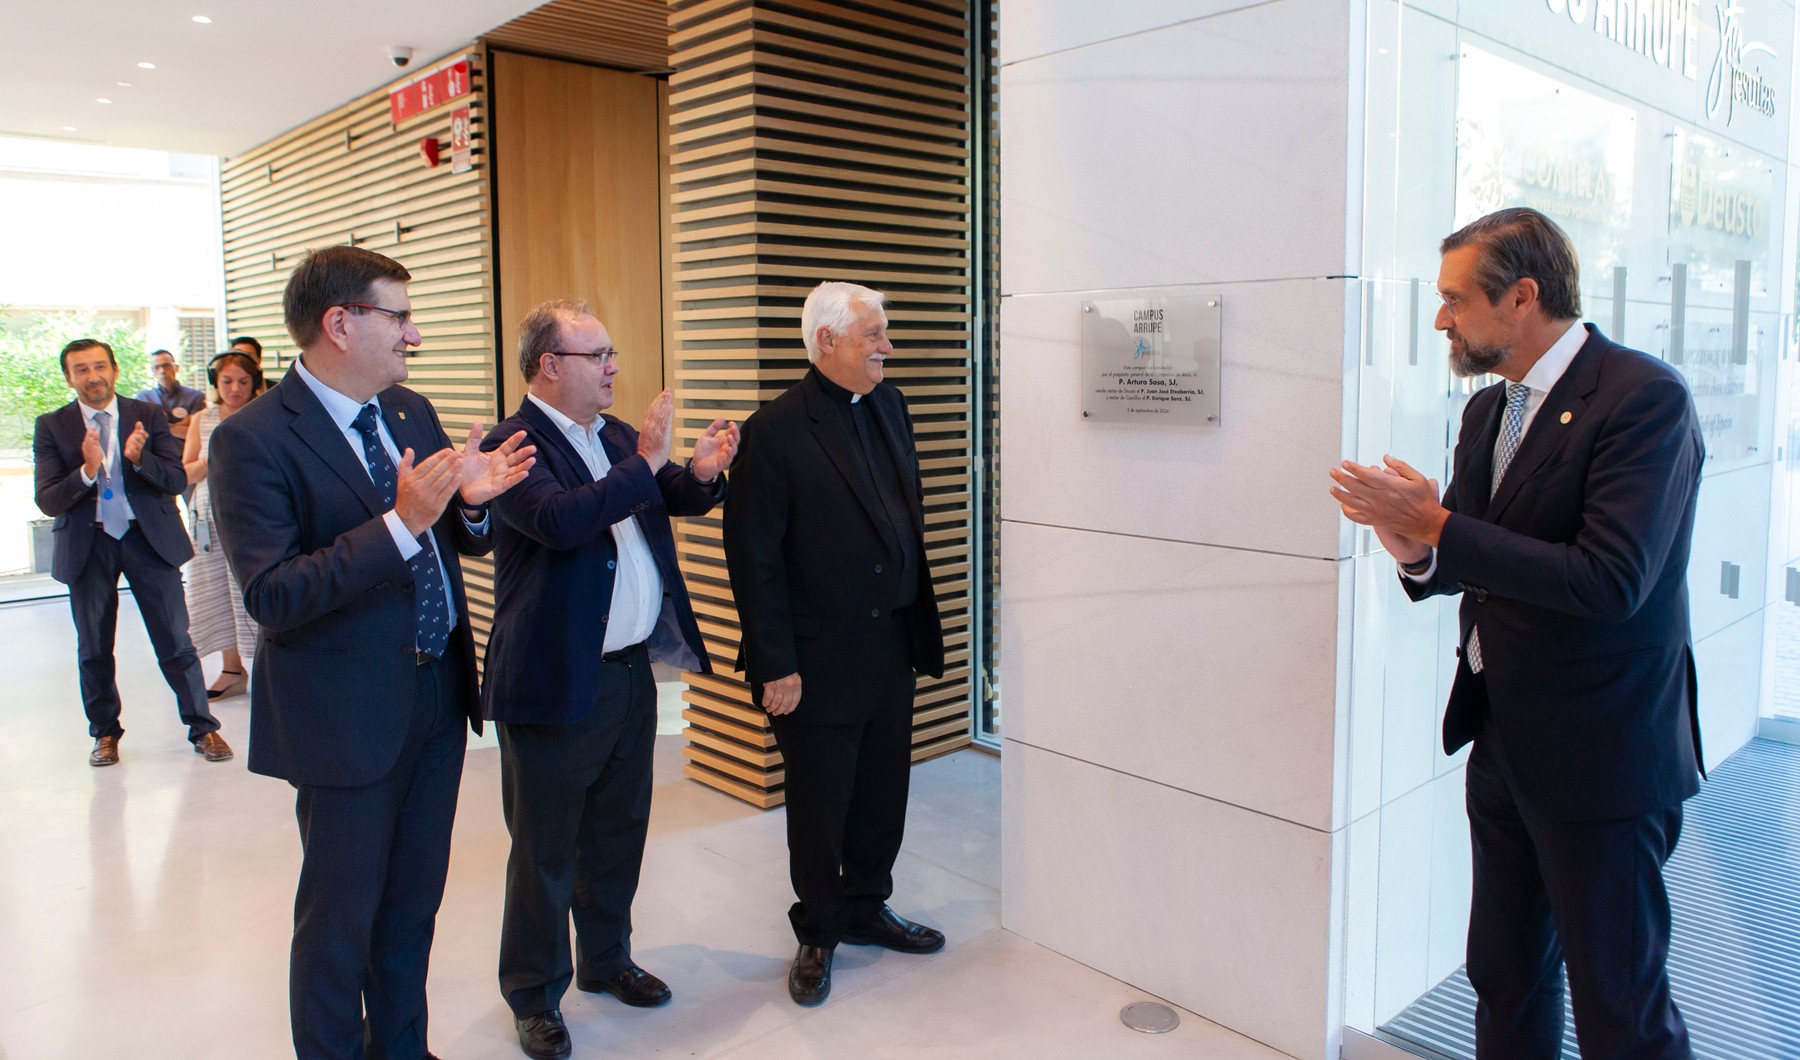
[34,337,230,766]
[723,281,946,1007]
[1331,208,1702,1059]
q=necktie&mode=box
[92,411,130,540]
[1467,382,1532,675]
[351,404,449,659]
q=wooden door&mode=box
[491,51,665,425]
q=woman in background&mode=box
[182,351,262,699]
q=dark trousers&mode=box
[768,650,915,948]
[289,647,466,1060]
[69,525,216,741]
[496,644,657,1019]
[1465,734,1692,1060]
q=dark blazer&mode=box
[209,373,490,788]
[33,397,193,583]
[1405,325,1704,821]
[479,398,724,725]
[723,370,945,724]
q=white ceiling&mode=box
[0,0,545,157]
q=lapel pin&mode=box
[398,411,407,420]
[1559,411,1572,424]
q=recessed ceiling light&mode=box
[62,126,78,132]
[191,14,212,23]
[96,97,113,104]
[116,81,132,87]
[138,62,156,69]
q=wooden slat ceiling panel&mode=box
[219,54,502,661]
[670,0,974,807]
[482,0,672,72]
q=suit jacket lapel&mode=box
[869,388,924,535]
[279,376,387,518]
[803,374,892,545]
[1459,386,1503,520]
[598,418,634,480]
[519,399,597,488]
[1486,334,1603,522]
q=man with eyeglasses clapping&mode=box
[478,299,736,1060]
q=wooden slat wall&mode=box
[219,54,502,645]
[667,0,976,806]
[485,0,673,72]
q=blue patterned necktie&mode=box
[1467,382,1532,675]
[351,404,449,659]
[92,410,130,540]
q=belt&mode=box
[601,642,647,663]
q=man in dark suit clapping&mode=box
[723,281,947,1008]
[209,245,535,1060]
[480,299,736,1060]
[33,338,230,766]
[1331,208,1702,1059]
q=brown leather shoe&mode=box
[194,732,233,762]
[89,735,120,767]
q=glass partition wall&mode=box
[1348,1,1798,1054]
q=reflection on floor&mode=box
[0,595,1282,1059]
[1380,738,1800,1060]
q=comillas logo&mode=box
[1705,3,1778,124]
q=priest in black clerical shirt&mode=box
[723,281,947,1007]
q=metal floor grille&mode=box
[1380,738,1800,1059]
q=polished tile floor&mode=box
[0,594,1283,1059]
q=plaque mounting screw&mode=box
[1208,300,1217,308]
[1082,304,1093,313]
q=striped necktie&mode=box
[1467,382,1531,675]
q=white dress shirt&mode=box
[293,358,480,633]
[1402,319,1587,582]
[78,396,138,522]
[528,394,663,651]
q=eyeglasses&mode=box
[550,350,618,368]
[338,302,413,328]
[1438,292,1466,318]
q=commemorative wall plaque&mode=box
[1079,295,1221,426]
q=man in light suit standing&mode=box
[481,299,737,1060]
[34,338,230,766]
[1331,208,1702,1059]
[210,245,534,1060]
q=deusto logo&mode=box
[1676,162,1767,237]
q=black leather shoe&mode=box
[842,906,945,953]
[577,964,671,1007]
[514,1009,572,1060]
[788,944,833,1006]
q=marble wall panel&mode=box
[999,280,1351,560]
[1002,519,1340,829]
[1002,740,1336,1060]
[999,0,1354,296]
[997,0,1272,67]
